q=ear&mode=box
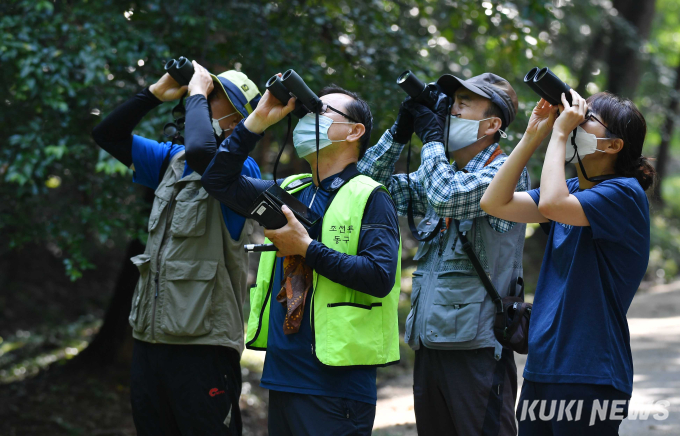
[605,138,624,154]
[346,123,366,144]
[228,115,241,131]
[481,117,502,137]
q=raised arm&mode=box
[480,99,556,223]
[357,129,428,217]
[537,90,591,226]
[201,88,296,215]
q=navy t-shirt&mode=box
[260,175,398,405]
[130,135,261,240]
[525,177,650,395]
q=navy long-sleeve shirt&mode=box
[201,120,401,404]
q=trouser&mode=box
[267,390,376,436]
[130,339,242,436]
[517,380,631,436]
[413,346,518,436]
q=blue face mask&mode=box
[292,113,355,158]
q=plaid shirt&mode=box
[357,130,530,233]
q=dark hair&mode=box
[318,85,373,158]
[483,101,505,143]
[586,92,655,191]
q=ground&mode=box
[0,282,678,435]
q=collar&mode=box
[317,163,361,192]
[453,143,501,173]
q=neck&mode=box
[306,152,357,186]
[452,138,495,168]
[575,156,616,189]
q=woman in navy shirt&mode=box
[480,89,654,435]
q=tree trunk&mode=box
[72,238,144,367]
[606,0,656,97]
[653,62,680,204]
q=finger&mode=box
[281,205,296,222]
[558,104,565,113]
[277,72,282,77]
[561,93,570,109]
[281,97,296,116]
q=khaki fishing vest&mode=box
[128,151,253,353]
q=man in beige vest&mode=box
[92,61,261,436]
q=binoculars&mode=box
[524,67,572,106]
[397,70,440,110]
[165,56,194,86]
[265,70,323,117]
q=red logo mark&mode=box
[209,388,225,397]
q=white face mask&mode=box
[292,113,355,158]
[212,111,238,137]
[565,126,608,163]
[447,116,506,152]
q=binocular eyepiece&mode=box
[397,70,439,110]
[266,70,323,117]
[165,56,195,86]
[524,67,572,106]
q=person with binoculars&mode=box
[200,76,401,436]
[481,90,654,435]
[358,72,529,435]
[92,59,263,436]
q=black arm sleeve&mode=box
[91,88,163,167]
[201,121,275,216]
[184,94,218,175]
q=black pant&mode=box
[413,347,518,436]
[130,340,242,436]
[517,380,630,436]
[267,390,376,436]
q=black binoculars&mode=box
[397,70,440,110]
[265,70,323,117]
[165,56,194,86]
[524,67,572,106]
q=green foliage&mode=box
[2,0,680,280]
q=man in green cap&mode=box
[92,60,261,436]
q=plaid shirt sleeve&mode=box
[357,130,429,217]
[418,141,530,233]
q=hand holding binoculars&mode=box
[524,67,572,106]
[265,70,323,117]
[165,56,195,86]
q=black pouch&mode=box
[248,183,320,230]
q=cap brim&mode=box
[209,73,249,119]
[437,74,493,100]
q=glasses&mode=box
[320,103,360,124]
[583,111,618,138]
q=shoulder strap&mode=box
[454,219,504,314]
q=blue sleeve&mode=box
[305,189,400,298]
[527,187,540,205]
[131,135,184,190]
[220,156,262,241]
[573,178,649,242]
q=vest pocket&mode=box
[129,254,152,333]
[425,274,486,343]
[326,302,384,366]
[170,188,210,237]
[404,274,424,345]
[160,259,218,337]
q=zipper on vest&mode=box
[151,192,177,342]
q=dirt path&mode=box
[373,283,680,435]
